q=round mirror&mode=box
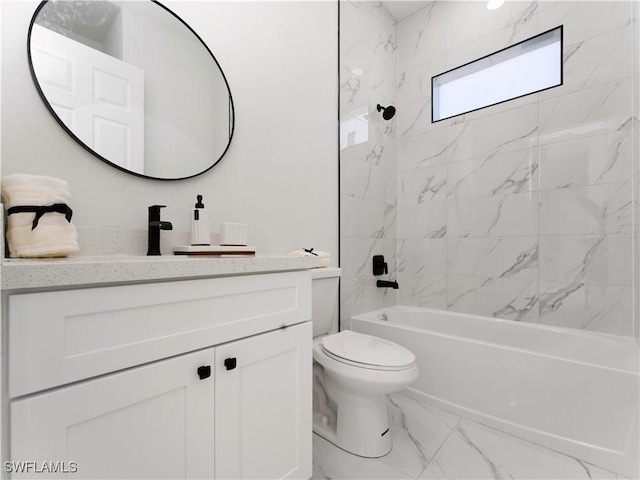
[27,0,235,180]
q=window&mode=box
[432,26,562,122]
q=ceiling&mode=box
[381,1,429,21]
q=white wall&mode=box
[1,0,338,257]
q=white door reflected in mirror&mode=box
[28,0,234,180]
[32,24,145,174]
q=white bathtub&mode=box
[350,306,639,478]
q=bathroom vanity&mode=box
[1,255,322,479]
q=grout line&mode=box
[415,418,461,479]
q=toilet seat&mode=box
[321,330,415,371]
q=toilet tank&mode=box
[311,267,341,337]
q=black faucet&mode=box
[147,205,173,256]
[377,279,399,289]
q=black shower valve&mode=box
[372,255,388,276]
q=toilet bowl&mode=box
[312,329,419,458]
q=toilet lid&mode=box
[321,330,415,368]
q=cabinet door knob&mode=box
[197,365,211,380]
[224,357,237,370]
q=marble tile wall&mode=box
[396,1,637,336]
[340,1,398,322]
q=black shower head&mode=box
[377,104,396,120]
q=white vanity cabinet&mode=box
[5,270,312,480]
[11,347,217,479]
[214,323,311,479]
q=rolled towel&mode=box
[2,174,79,258]
[288,248,331,267]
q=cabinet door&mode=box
[214,322,312,480]
[10,349,215,479]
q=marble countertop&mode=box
[1,254,327,290]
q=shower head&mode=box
[377,104,396,120]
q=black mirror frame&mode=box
[27,0,235,181]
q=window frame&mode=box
[431,25,563,123]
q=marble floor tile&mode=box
[311,433,412,480]
[312,394,625,480]
[380,394,460,478]
[418,419,620,480]
[311,393,459,480]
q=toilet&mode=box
[311,267,419,458]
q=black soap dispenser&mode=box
[191,195,210,246]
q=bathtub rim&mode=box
[351,305,639,375]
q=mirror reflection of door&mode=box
[28,0,235,180]
[31,24,145,174]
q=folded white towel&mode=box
[2,174,79,258]
[288,249,331,267]
[2,174,71,205]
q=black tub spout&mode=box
[377,280,399,289]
